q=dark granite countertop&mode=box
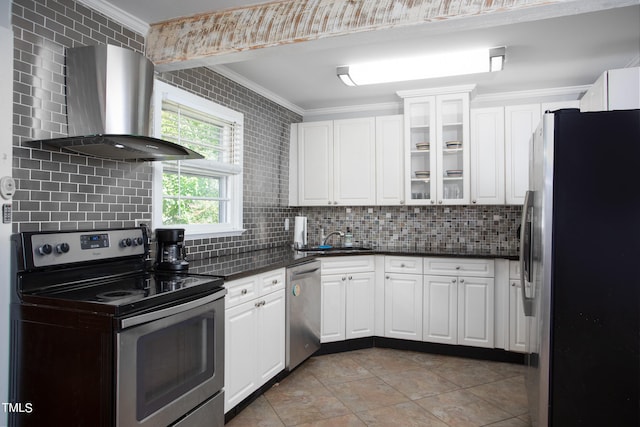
[187,245,518,281]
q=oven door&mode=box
[116,289,225,427]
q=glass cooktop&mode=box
[21,272,224,316]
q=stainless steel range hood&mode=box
[40,45,203,161]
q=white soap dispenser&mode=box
[344,227,353,247]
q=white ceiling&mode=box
[93,0,640,114]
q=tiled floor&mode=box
[226,347,530,427]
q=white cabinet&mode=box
[423,275,457,344]
[320,274,346,342]
[333,118,376,205]
[375,115,405,205]
[504,104,540,205]
[402,90,471,205]
[508,260,528,353]
[224,269,285,413]
[383,256,423,341]
[470,107,505,205]
[297,121,333,205]
[580,67,640,112]
[385,272,423,341]
[423,258,494,348]
[297,118,375,206]
[320,256,375,343]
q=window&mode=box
[152,81,244,237]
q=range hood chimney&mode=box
[40,45,203,161]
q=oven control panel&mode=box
[29,228,146,268]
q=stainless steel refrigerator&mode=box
[520,109,639,426]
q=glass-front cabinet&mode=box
[401,88,471,205]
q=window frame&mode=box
[151,80,244,239]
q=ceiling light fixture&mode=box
[337,47,506,86]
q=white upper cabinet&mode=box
[402,88,472,205]
[580,67,640,112]
[504,104,540,205]
[297,118,375,206]
[297,121,334,206]
[375,115,405,205]
[333,117,376,205]
[470,107,505,205]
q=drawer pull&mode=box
[348,276,353,280]
[451,279,456,283]
[460,279,465,283]
[272,279,278,284]
[455,266,460,270]
[241,289,248,295]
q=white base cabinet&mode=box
[320,256,375,343]
[224,269,285,413]
[423,257,495,348]
[384,273,423,341]
[384,256,424,341]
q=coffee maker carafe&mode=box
[155,228,189,271]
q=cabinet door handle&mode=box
[400,200,405,204]
[328,201,332,205]
[438,200,443,204]
[451,279,457,283]
[334,201,338,205]
[342,276,346,281]
[241,289,248,295]
[472,200,477,204]
[272,279,278,284]
[386,275,390,279]
[348,275,353,280]
[455,266,460,270]
[400,263,405,268]
[460,279,465,283]
[430,200,435,204]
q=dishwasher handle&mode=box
[289,266,320,279]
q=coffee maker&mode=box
[155,228,189,271]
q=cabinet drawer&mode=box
[225,275,259,309]
[424,257,494,277]
[260,268,285,294]
[385,256,423,274]
[509,260,521,280]
[321,255,375,274]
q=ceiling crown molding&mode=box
[77,0,150,36]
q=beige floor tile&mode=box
[294,414,367,427]
[432,358,507,388]
[416,389,513,427]
[396,350,455,369]
[348,347,425,376]
[467,376,529,416]
[484,417,531,427]
[264,371,351,426]
[356,401,450,427]
[481,360,527,378]
[378,368,460,400]
[326,377,409,412]
[302,353,374,385]
[225,396,285,427]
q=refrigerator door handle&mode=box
[520,190,535,317]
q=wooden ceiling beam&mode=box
[145,0,624,71]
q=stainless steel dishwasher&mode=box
[286,259,321,371]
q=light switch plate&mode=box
[2,203,11,224]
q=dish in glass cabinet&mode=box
[445,141,462,149]
[415,171,430,179]
[446,169,463,177]
[416,142,430,151]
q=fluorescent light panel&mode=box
[337,47,505,86]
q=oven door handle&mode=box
[121,288,226,329]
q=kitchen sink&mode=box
[298,246,373,254]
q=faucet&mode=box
[322,230,344,246]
